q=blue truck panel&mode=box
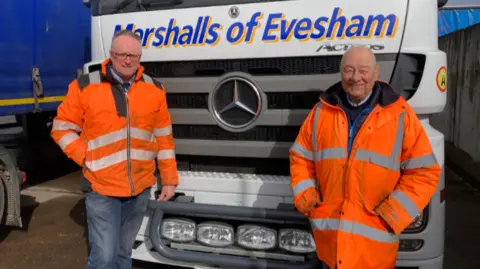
[0,2,35,100]
[0,0,91,116]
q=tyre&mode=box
[0,178,5,224]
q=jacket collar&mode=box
[320,80,400,109]
[100,58,145,84]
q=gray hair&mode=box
[111,30,142,48]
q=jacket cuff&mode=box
[294,188,320,216]
[71,140,87,167]
[159,171,179,186]
[375,201,401,235]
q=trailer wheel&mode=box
[0,176,5,224]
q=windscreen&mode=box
[92,0,295,16]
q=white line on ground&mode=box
[20,186,83,205]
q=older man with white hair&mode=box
[289,46,441,269]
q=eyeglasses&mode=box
[111,50,141,61]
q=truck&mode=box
[0,0,447,268]
[80,0,448,268]
[0,1,91,228]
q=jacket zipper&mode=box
[342,107,378,201]
[124,91,135,196]
[347,108,372,157]
[342,110,351,202]
[331,103,379,268]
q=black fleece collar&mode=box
[321,81,400,108]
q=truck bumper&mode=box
[141,197,321,269]
[396,254,443,269]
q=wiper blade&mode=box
[112,0,168,14]
[111,0,136,13]
[140,0,183,8]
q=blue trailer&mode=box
[0,0,91,116]
[438,5,480,36]
[0,0,91,228]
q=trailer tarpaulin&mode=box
[438,7,480,36]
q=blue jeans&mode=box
[85,187,151,269]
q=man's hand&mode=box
[298,198,321,216]
[157,185,176,201]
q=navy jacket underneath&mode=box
[332,83,382,156]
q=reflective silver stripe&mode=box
[401,153,438,170]
[355,150,401,171]
[143,74,154,84]
[52,120,82,132]
[58,132,81,150]
[309,218,339,230]
[292,178,317,195]
[309,103,346,161]
[354,112,406,171]
[315,147,346,160]
[157,149,175,160]
[339,219,398,243]
[291,142,314,161]
[311,102,322,154]
[390,190,420,219]
[154,126,172,137]
[89,71,102,84]
[85,149,156,172]
[130,128,155,142]
[87,128,153,151]
[309,218,398,243]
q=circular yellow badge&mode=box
[436,66,447,92]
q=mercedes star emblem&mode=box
[209,75,263,133]
[229,6,240,18]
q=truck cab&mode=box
[82,0,447,268]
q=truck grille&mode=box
[142,55,342,77]
[166,92,321,110]
[176,155,291,175]
[173,125,300,142]
[87,56,329,110]
[86,56,340,174]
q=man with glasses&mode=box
[51,30,179,269]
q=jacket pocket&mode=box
[363,203,394,234]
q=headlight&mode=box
[403,204,429,234]
[161,218,196,242]
[197,222,234,247]
[408,213,423,229]
[399,239,424,251]
[404,211,426,233]
[236,225,277,250]
[278,229,316,254]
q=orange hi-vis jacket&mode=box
[51,59,179,197]
[289,81,441,269]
